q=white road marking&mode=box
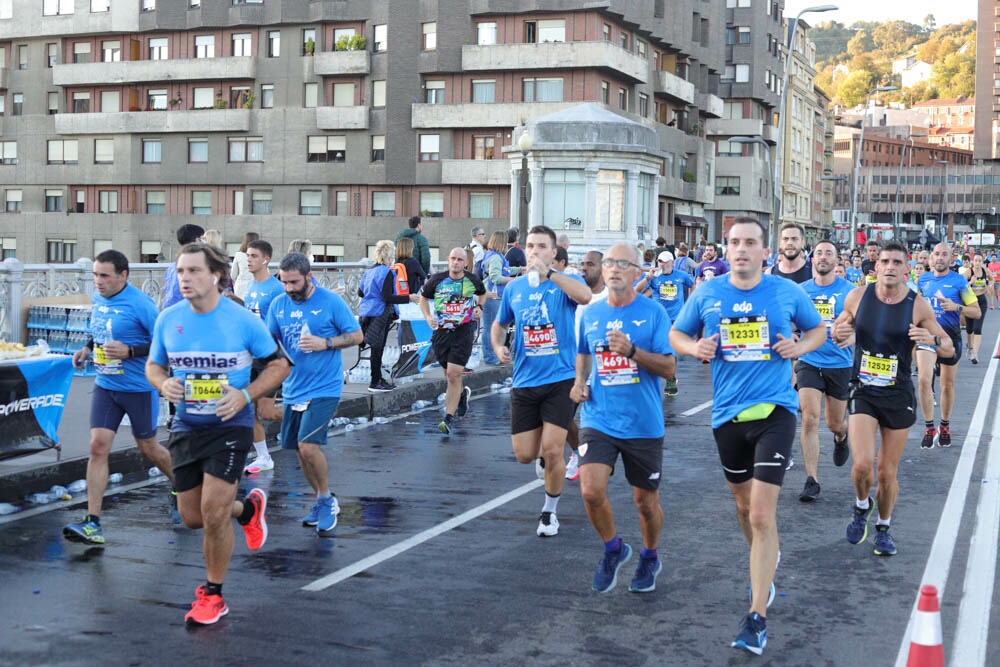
[302,479,543,592]
[681,400,712,417]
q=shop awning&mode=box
[675,214,708,226]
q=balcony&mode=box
[315,106,369,130]
[412,101,576,129]
[653,71,695,105]
[705,117,764,137]
[54,109,251,134]
[441,159,511,185]
[462,42,648,83]
[52,57,256,86]
[762,124,779,144]
[696,92,724,118]
[313,50,371,76]
[0,67,7,90]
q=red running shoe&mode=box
[241,488,268,551]
[185,586,228,625]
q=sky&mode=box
[784,0,976,28]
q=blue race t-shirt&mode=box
[845,267,862,285]
[91,283,159,393]
[497,272,584,388]
[648,270,695,321]
[577,296,673,439]
[918,271,977,336]
[150,297,277,431]
[799,276,854,369]
[267,285,360,404]
[161,263,182,310]
[244,275,284,321]
[672,273,822,428]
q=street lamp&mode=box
[517,130,533,244]
[821,174,849,245]
[850,84,899,248]
[774,5,838,247]
[894,132,926,242]
[731,136,776,247]
[935,159,948,241]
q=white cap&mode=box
[657,251,675,263]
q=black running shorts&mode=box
[170,426,253,492]
[849,385,917,430]
[510,378,576,434]
[795,361,851,401]
[711,407,797,486]
[578,427,663,491]
[431,323,475,368]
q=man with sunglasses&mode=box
[491,225,591,538]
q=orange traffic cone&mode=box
[906,585,944,667]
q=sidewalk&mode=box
[0,345,511,504]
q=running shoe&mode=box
[873,525,897,556]
[629,556,662,593]
[732,612,767,656]
[846,497,875,544]
[920,427,937,449]
[971,352,979,365]
[302,499,321,527]
[565,452,580,481]
[63,518,105,545]
[316,495,340,533]
[664,379,678,397]
[170,489,182,525]
[536,511,559,537]
[438,416,452,435]
[185,585,228,626]
[244,455,274,475]
[833,433,850,467]
[240,488,268,551]
[937,424,951,447]
[535,456,545,480]
[368,379,395,393]
[785,456,794,471]
[592,542,632,593]
[456,386,471,418]
[798,476,821,503]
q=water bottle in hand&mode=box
[300,321,312,353]
[527,270,540,288]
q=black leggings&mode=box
[965,294,988,335]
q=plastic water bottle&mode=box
[50,485,70,500]
[345,424,355,432]
[300,321,312,353]
[490,383,503,392]
[437,392,447,405]
[149,467,163,478]
[527,269,540,288]
[0,503,21,515]
[373,416,390,424]
[353,417,369,425]
[27,493,54,505]
[68,479,87,493]
[337,273,346,293]
[108,473,123,484]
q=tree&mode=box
[923,14,937,33]
[838,70,877,108]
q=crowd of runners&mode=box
[60,219,990,656]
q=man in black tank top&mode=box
[766,223,811,284]
[831,242,953,558]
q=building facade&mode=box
[975,0,1000,161]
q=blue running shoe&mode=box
[846,497,875,544]
[170,490,182,525]
[592,542,632,593]
[873,525,897,556]
[302,500,321,527]
[629,556,662,593]
[316,495,340,533]
[732,612,767,655]
[63,518,105,545]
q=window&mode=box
[477,22,497,45]
[542,169,585,227]
[618,87,627,110]
[91,0,110,10]
[419,135,440,162]
[149,38,167,60]
[17,45,27,70]
[422,22,436,50]
[299,190,322,215]
[233,191,243,215]
[188,138,208,163]
[371,135,385,162]
[637,41,647,59]
[473,136,495,160]
[146,190,165,214]
[419,192,444,217]
[251,191,272,214]
[425,80,444,104]
[100,90,119,112]
[332,83,355,107]
[523,78,563,102]
[72,92,90,113]
[738,27,750,44]
[372,80,386,108]
[47,92,58,115]
[638,93,648,117]
[304,82,319,108]
[230,87,251,108]
[47,139,79,164]
[313,244,344,262]
[141,0,155,10]
[0,142,16,165]
[71,43,90,64]
[374,24,387,52]
[195,35,214,58]
[147,89,167,110]
[6,190,23,213]
[47,43,58,67]
[470,193,493,219]
[472,80,496,103]
[232,33,251,57]
[229,137,263,162]
[142,140,162,163]
[620,32,629,50]
[193,87,214,108]
[726,27,737,46]
[302,29,316,56]
[735,64,750,83]
[98,190,118,213]
[335,191,348,216]
[43,0,73,16]
[716,139,741,157]
[45,190,63,212]
[372,192,395,216]
[716,176,740,196]
[267,31,280,58]
[537,19,565,43]
[595,170,624,231]
[95,139,114,164]
[0,238,16,260]
[12,93,23,116]
[307,135,346,162]
[260,84,274,109]
[600,81,609,104]
[192,191,212,215]
[47,240,76,263]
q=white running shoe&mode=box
[565,453,580,481]
[536,511,559,537]
[244,456,274,474]
[535,457,545,480]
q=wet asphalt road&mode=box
[1,354,998,667]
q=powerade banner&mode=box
[0,355,74,460]
[391,318,437,380]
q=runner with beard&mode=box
[695,242,728,286]
[766,224,811,283]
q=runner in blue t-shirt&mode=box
[240,239,286,474]
[64,250,175,546]
[147,243,289,627]
[571,243,675,594]
[267,252,363,534]
[793,241,855,503]
[491,225,592,539]
[670,217,826,656]
[634,250,692,397]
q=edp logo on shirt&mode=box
[732,301,753,314]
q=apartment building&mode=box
[975,0,1000,160]
[0,0,726,263]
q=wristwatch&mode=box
[325,337,334,350]
[933,335,941,347]
[546,268,555,279]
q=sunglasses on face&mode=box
[602,258,640,269]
